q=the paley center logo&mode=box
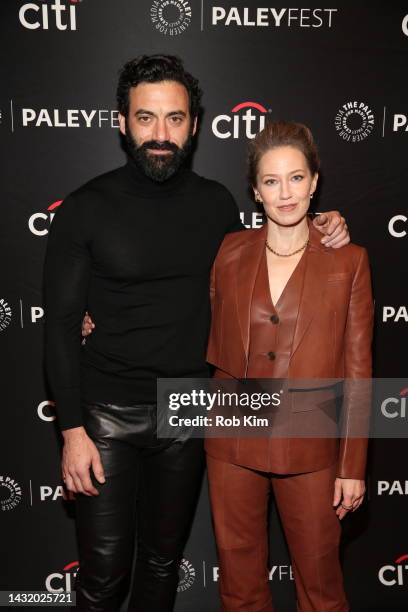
[382,306,408,323]
[177,558,195,592]
[334,101,375,142]
[0,298,12,332]
[212,101,270,139]
[20,107,119,128]
[377,480,408,496]
[150,0,192,36]
[28,199,62,236]
[0,475,22,511]
[211,7,337,28]
[19,0,79,31]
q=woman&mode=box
[205,121,373,611]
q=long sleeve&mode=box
[221,186,246,233]
[43,193,91,431]
[337,247,374,479]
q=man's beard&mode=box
[125,126,193,183]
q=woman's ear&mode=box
[311,172,319,195]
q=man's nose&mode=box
[152,118,170,143]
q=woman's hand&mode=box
[333,477,365,520]
[82,311,95,337]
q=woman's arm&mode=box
[334,247,374,518]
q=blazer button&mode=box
[270,314,279,324]
[267,351,276,360]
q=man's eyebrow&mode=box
[134,109,155,116]
[134,109,187,117]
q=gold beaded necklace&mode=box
[265,234,309,257]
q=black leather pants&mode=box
[73,401,205,612]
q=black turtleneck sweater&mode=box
[44,160,243,430]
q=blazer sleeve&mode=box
[337,247,374,479]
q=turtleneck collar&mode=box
[124,155,191,196]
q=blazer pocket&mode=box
[327,272,351,283]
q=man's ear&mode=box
[192,116,198,136]
[118,113,126,137]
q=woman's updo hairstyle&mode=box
[248,120,320,187]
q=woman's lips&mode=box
[277,203,298,212]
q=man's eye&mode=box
[170,116,183,124]
[138,116,151,123]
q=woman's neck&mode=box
[266,216,309,254]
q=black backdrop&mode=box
[1,2,407,610]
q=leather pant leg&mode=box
[73,402,205,612]
[74,437,138,612]
[206,454,274,612]
[271,463,348,612]
[127,437,205,611]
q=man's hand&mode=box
[333,477,365,520]
[312,211,349,248]
[82,312,95,337]
[61,426,105,496]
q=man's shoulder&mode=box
[190,171,235,201]
[71,165,126,200]
[330,241,369,274]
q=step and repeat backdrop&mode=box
[1,2,407,611]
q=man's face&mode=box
[119,80,197,182]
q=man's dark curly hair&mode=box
[117,54,202,120]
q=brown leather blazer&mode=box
[205,222,374,479]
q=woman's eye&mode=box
[292,175,304,181]
[265,179,277,185]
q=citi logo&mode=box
[212,101,270,139]
[377,480,408,496]
[382,306,408,323]
[37,400,56,422]
[388,214,407,238]
[381,388,408,419]
[402,15,408,37]
[46,561,78,592]
[19,0,78,31]
[28,199,61,236]
[379,554,408,586]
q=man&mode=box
[44,54,349,612]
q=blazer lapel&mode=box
[235,224,267,360]
[291,222,334,358]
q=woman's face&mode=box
[254,145,318,226]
